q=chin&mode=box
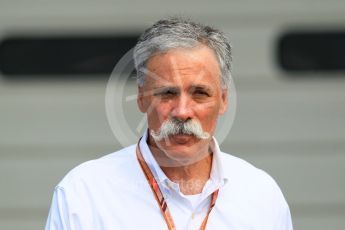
[161,141,209,163]
[164,151,199,165]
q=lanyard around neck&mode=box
[136,144,219,230]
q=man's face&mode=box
[137,44,228,164]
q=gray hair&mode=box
[133,17,232,89]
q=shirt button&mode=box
[166,181,173,189]
[167,181,178,190]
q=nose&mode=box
[170,93,194,121]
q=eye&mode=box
[164,90,177,95]
[192,89,210,98]
[193,89,210,97]
[190,86,211,98]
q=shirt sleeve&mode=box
[274,202,294,230]
[45,186,72,230]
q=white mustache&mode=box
[150,118,210,141]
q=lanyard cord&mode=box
[136,144,219,230]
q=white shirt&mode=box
[45,131,293,230]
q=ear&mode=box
[219,89,228,115]
[137,86,148,113]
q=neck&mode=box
[147,135,213,195]
[160,155,213,195]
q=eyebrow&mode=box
[152,84,214,95]
[152,86,180,96]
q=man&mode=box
[45,18,293,229]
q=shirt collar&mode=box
[139,129,228,189]
[139,129,169,184]
[208,137,228,186]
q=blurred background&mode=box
[0,0,344,229]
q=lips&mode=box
[170,133,194,144]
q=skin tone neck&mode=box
[147,133,213,195]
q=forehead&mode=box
[145,45,221,87]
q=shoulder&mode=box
[220,152,287,202]
[57,145,138,190]
[216,152,292,229]
[221,152,276,183]
[46,145,147,229]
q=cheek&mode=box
[146,103,172,128]
[194,104,221,130]
[192,101,217,111]
[203,113,219,129]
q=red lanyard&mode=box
[136,144,219,230]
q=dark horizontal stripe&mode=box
[277,30,345,73]
[0,35,139,77]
